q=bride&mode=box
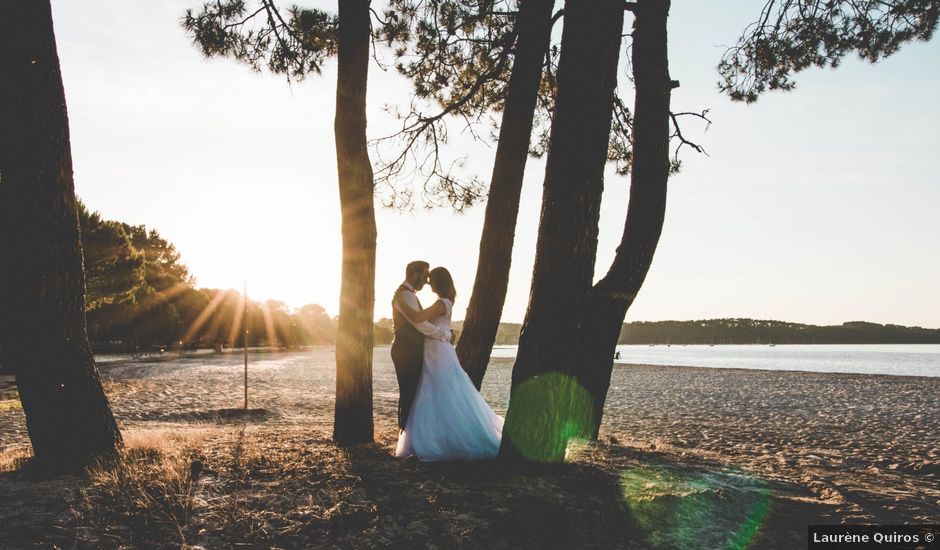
[394,267,504,461]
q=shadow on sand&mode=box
[0,425,842,550]
[342,439,841,550]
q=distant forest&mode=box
[615,319,940,345]
[450,319,940,346]
[11,203,936,356]
[76,202,341,352]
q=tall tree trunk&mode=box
[333,0,376,446]
[499,0,624,464]
[576,0,672,439]
[0,0,122,471]
[457,0,555,390]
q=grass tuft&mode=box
[0,387,21,411]
[0,446,33,473]
[69,428,210,547]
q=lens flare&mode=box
[620,465,771,550]
[503,372,595,462]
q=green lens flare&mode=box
[503,373,595,462]
[620,466,771,550]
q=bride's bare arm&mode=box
[393,294,450,342]
[395,296,446,324]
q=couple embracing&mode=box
[391,261,504,461]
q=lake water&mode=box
[490,344,940,378]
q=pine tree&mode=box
[0,0,122,471]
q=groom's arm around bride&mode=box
[393,288,451,343]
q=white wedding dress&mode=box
[395,298,504,461]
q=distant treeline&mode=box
[74,202,360,353]
[8,203,935,359]
[449,321,525,346]
[450,319,940,346]
[616,319,940,345]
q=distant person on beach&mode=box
[393,265,504,461]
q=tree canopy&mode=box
[181,1,699,210]
[182,0,337,80]
[720,0,939,102]
[77,201,145,311]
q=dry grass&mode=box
[68,428,212,548]
[120,427,211,454]
[1,423,847,550]
[0,386,20,411]
[0,445,33,473]
[0,399,21,411]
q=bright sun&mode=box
[175,189,342,313]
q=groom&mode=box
[391,260,451,430]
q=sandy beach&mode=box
[1,347,938,548]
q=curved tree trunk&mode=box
[499,0,625,464]
[333,0,376,446]
[0,0,122,471]
[456,0,556,390]
[576,0,673,439]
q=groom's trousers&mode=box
[391,340,423,430]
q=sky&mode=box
[49,1,940,328]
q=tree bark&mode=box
[456,0,556,390]
[0,0,122,471]
[499,0,625,464]
[576,0,673,439]
[332,0,376,446]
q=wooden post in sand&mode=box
[242,276,248,411]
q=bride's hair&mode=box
[429,267,456,302]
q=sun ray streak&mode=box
[228,294,246,348]
[260,303,278,348]
[182,289,229,342]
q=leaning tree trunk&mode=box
[333,0,376,446]
[456,0,556,390]
[0,0,122,471]
[499,0,625,464]
[575,0,673,439]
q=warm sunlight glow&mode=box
[183,290,228,342]
[227,295,245,348]
[179,188,341,313]
[58,0,940,328]
[260,303,279,349]
[1,3,937,548]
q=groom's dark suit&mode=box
[391,284,425,430]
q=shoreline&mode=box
[611,361,940,380]
[5,358,938,395]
